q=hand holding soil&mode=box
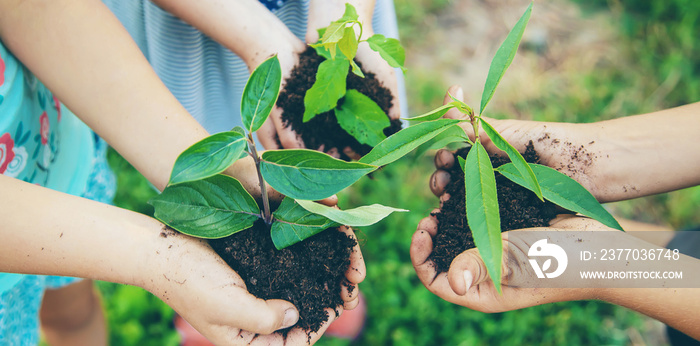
[145,229,342,345]
[410,214,605,313]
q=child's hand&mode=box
[410,214,604,313]
[144,228,364,345]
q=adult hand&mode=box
[144,227,364,345]
[410,214,605,313]
[435,85,611,202]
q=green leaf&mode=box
[448,93,473,115]
[338,26,359,63]
[241,55,282,133]
[349,59,365,78]
[404,103,456,122]
[295,199,407,226]
[413,124,469,159]
[335,90,390,147]
[169,131,247,185]
[464,142,502,293]
[271,198,340,249]
[150,175,261,239]
[304,58,350,122]
[480,119,542,200]
[359,118,461,167]
[260,149,376,200]
[480,2,533,114]
[367,34,406,72]
[318,4,360,59]
[496,163,623,231]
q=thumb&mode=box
[446,248,491,296]
[231,297,299,335]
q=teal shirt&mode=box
[0,41,94,292]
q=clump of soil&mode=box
[209,220,356,333]
[430,142,558,273]
[278,47,402,160]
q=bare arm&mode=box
[439,86,700,202]
[0,174,360,344]
[0,0,267,193]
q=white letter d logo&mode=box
[528,239,568,279]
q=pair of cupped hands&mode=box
[176,79,625,344]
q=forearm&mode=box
[0,0,209,191]
[588,102,700,201]
[150,0,305,70]
[0,175,160,288]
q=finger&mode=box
[343,146,362,161]
[410,229,437,284]
[341,226,366,284]
[434,149,455,170]
[430,170,451,197]
[340,278,359,300]
[446,249,490,296]
[417,214,439,237]
[222,296,299,335]
[443,85,467,120]
[439,193,451,209]
[256,117,281,150]
[270,106,305,149]
[318,194,338,207]
[327,147,341,159]
[282,308,339,345]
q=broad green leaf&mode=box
[496,163,623,231]
[169,131,247,185]
[304,58,350,122]
[359,118,461,167]
[260,149,376,200]
[335,90,390,147]
[241,55,282,133]
[480,2,533,114]
[404,103,456,122]
[367,34,406,72]
[271,198,340,249]
[413,124,469,159]
[464,142,503,293]
[338,26,359,63]
[480,119,542,200]
[295,199,407,226]
[150,175,260,239]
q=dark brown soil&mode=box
[208,220,356,334]
[278,47,402,160]
[429,142,559,273]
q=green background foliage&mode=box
[93,0,699,344]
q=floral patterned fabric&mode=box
[0,39,116,344]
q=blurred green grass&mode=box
[98,0,700,344]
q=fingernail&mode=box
[464,270,473,293]
[282,308,299,329]
[455,86,464,101]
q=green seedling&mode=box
[148,54,459,250]
[406,2,622,293]
[304,3,406,148]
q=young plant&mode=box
[304,3,407,148]
[407,2,623,292]
[148,54,455,250]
